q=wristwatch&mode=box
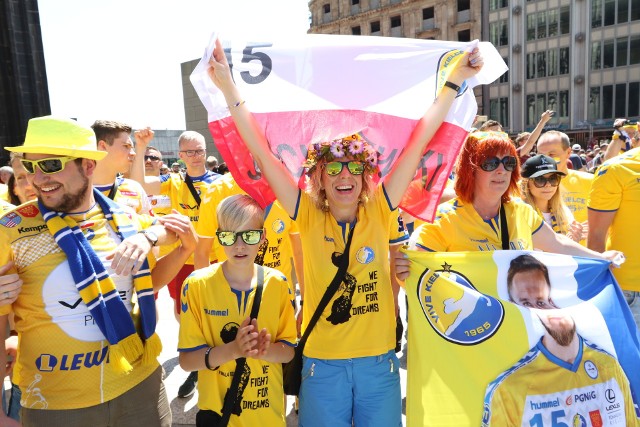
[138,229,158,247]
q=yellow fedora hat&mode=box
[5,116,107,161]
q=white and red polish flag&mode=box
[190,33,507,221]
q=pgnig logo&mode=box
[417,265,504,345]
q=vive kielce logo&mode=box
[416,262,504,345]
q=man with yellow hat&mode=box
[0,116,197,426]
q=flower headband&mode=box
[303,133,379,175]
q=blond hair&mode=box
[217,194,264,231]
[520,178,571,234]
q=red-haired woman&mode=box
[407,131,620,258]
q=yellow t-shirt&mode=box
[588,147,640,291]
[95,177,153,216]
[0,184,9,203]
[197,174,299,285]
[482,338,638,427]
[293,185,396,359]
[0,199,14,213]
[412,198,544,252]
[178,264,296,426]
[0,202,158,409]
[160,171,219,264]
[560,169,593,224]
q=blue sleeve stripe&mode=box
[587,207,618,213]
[292,190,301,221]
[381,183,395,211]
[415,243,435,252]
[532,220,544,235]
[177,343,210,352]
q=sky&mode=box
[37,0,311,130]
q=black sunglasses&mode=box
[216,229,263,246]
[325,161,365,176]
[531,174,561,188]
[144,155,161,162]
[480,156,517,172]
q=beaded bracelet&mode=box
[228,100,246,109]
[443,81,461,93]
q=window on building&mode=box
[537,52,546,77]
[527,14,536,41]
[591,41,602,70]
[618,0,629,22]
[630,35,640,64]
[617,37,628,66]
[548,10,558,36]
[559,47,570,74]
[589,87,601,120]
[633,0,640,20]
[603,39,615,68]
[548,49,558,76]
[526,53,536,79]
[391,16,401,27]
[602,85,613,118]
[629,82,640,116]
[352,25,361,35]
[458,29,471,42]
[547,92,557,112]
[499,57,509,83]
[351,0,360,5]
[592,0,603,27]
[371,21,381,34]
[615,83,626,117]
[490,98,509,128]
[499,20,508,45]
[489,0,508,10]
[559,90,569,118]
[323,3,331,14]
[559,6,570,34]
[604,0,615,26]
[423,7,434,20]
[458,0,470,11]
[527,94,536,126]
[537,11,547,39]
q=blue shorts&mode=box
[298,349,401,427]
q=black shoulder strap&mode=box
[184,174,202,207]
[107,176,121,200]
[298,223,356,350]
[218,266,265,426]
[500,204,509,250]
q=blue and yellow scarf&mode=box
[40,189,161,374]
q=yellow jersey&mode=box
[178,264,296,426]
[0,202,158,409]
[412,198,544,252]
[588,147,640,292]
[293,185,396,359]
[95,176,153,216]
[560,169,593,224]
[482,337,639,427]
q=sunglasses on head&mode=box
[144,155,161,162]
[480,156,517,172]
[21,156,77,174]
[325,161,365,176]
[531,174,561,188]
[216,229,264,246]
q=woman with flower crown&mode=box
[206,38,483,427]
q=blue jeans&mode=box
[8,383,20,421]
[624,291,640,329]
[299,349,401,427]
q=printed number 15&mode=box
[529,410,568,427]
[223,44,273,85]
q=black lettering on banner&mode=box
[275,143,305,179]
[247,157,262,181]
[241,44,273,84]
[418,150,445,192]
[376,146,400,177]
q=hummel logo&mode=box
[58,298,83,309]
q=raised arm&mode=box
[518,110,554,158]
[208,39,298,217]
[384,49,484,208]
[130,128,162,195]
